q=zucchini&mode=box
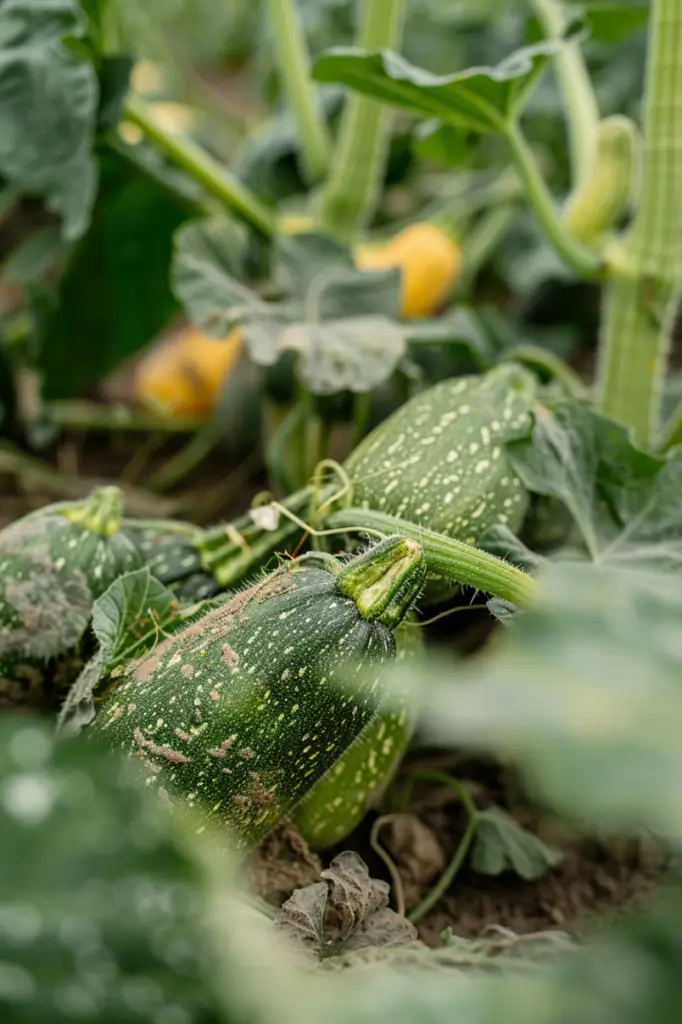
[89,536,425,849]
[124,520,223,602]
[345,363,534,545]
[292,619,423,849]
[0,486,140,707]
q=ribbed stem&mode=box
[123,96,277,237]
[596,0,682,446]
[266,0,332,182]
[316,0,407,242]
[505,122,601,279]
[597,276,675,445]
[325,508,539,608]
[530,0,599,186]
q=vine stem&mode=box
[316,0,407,242]
[596,0,682,447]
[123,95,277,237]
[505,122,601,279]
[266,0,332,182]
[530,0,599,186]
[324,508,539,608]
[398,771,480,925]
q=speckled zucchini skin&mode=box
[292,618,423,850]
[0,488,140,600]
[124,521,222,602]
[346,364,535,545]
[89,541,425,849]
[0,488,140,707]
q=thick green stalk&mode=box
[316,0,407,242]
[531,0,599,186]
[324,508,539,608]
[505,122,601,278]
[597,0,682,446]
[266,0,332,182]
[123,96,277,237]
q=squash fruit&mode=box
[134,325,243,420]
[0,487,140,708]
[355,222,462,317]
[89,537,425,849]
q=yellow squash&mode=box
[134,325,243,420]
[279,216,462,318]
[355,222,461,317]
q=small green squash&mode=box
[89,537,426,849]
[345,363,535,546]
[123,519,223,603]
[0,486,140,707]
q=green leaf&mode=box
[91,567,178,670]
[478,524,546,574]
[275,231,354,298]
[506,400,682,570]
[232,87,343,203]
[56,568,178,738]
[471,807,564,881]
[0,0,99,240]
[0,715,229,1022]
[273,232,402,320]
[583,2,649,45]
[175,225,406,395]
[39,150,193,398]
[244,316,407,395]
[0,225,65,288]
[412,120,472,166]
[312,41,561,134]
[172,215,266,338]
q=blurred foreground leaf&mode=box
[393,561,682,842]
[0,715,227,1022]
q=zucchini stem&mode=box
[530,0,600,186]
[266,0,332,182]
[596,0,682,446]
[316,0,407,242]
[123,95,277,237]
[324,508,539,608]
[505,122,602,279]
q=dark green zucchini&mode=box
[0,486,141,708]
[89,536,425,848]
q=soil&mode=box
[0,431,672,947]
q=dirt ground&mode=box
[0,430,672,947]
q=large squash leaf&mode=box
[506,400,682,571]
[39,150,192,398]
[312,41,561,134]
[0,0,99,240]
